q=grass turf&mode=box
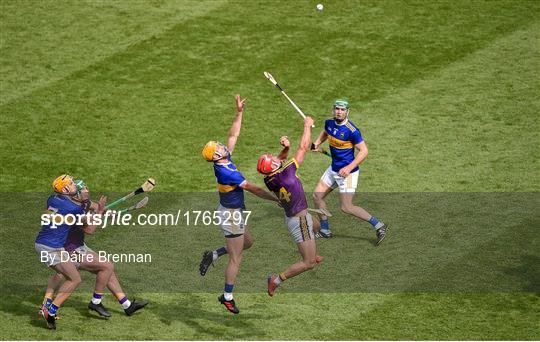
[0,0,539,340]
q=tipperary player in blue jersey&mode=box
[35,174,106,329]
[311,99,388,244]
[200,94,278,314]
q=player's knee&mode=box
[52,273,64,282]
[229,255,243,266]
[304,259,316,270]
[103,261,114,272]
[69,273,82,285]
[340,204,353,215]
[243,239,253,250]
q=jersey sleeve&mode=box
[227,170,246,186]
[350,129,363,145]
[48,196,84,216]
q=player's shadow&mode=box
[0,284,57,329]
[74,304,110,320]
[501,254,540,292]
[151,293,281,339]
[333,233,375,245]
[0,283,109,331]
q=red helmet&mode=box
[257,154,280,174]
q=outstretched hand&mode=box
[96,195,107,215]
[304,116,314,128]
[280,136,290,148]
[235,94,246,112]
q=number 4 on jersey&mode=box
[279,187,292,202]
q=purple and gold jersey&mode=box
[35,195,85,248]
[214,155,246,209]
[264,158,308,217]
[325,119,363,172]
[64,200,91,252]
[64,225,85,252]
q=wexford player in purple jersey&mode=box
[200,94,278,314]
[257,116,324,296]
[41,180,148,319]
[312,99,388,244]
[35,174,106,329]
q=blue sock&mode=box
[224,283,234,300]
[49,303,59,316]
[320,219,330,231]
[216,247,227,257]
[369,216,380,229]
[44,297,53,308]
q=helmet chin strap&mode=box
[213,146,230,161]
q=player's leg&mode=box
[105,270,149,316]
[337,172,388,245]
[218,233,244,314]
[199,245,228,276]
[268,215,321,296]
[45,260,81,327]
[79,251,149,317]
[77,249,114,317]
[312,166,336,237]
[41,273,64,313]
[243,227,253,250]
[200,208,249,276]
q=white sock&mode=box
[375,222,384,229]
[212,251,219,261]
[121,299,131,309]
[273,276,282,286]
[224,292,233,301]
[91,297,102,305]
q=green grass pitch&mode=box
[0,0,539,340]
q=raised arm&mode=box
[240,181,279,202]
[277,136,290,160]
[82,195,107,234]
[227,94,246,154]
[294,116,314,165]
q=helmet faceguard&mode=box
[202,141,229,162]
[257,154,281,174]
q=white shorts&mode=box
[217,204,246,237]
[71,244,95,268]
[35,243,67,267]
[285,213,315,244]
[73,244,94,256]
[320,166,359,193]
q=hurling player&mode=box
[200,94,278,314]
[311,99,388,244]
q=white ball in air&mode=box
[316,3,324,11]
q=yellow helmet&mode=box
[202,141,228,162]
[52,174,74,193]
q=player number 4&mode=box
[279,187,292,203]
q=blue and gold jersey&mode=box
[214,156,246,209]
[325,119,363,172]
[36,194,85,248]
